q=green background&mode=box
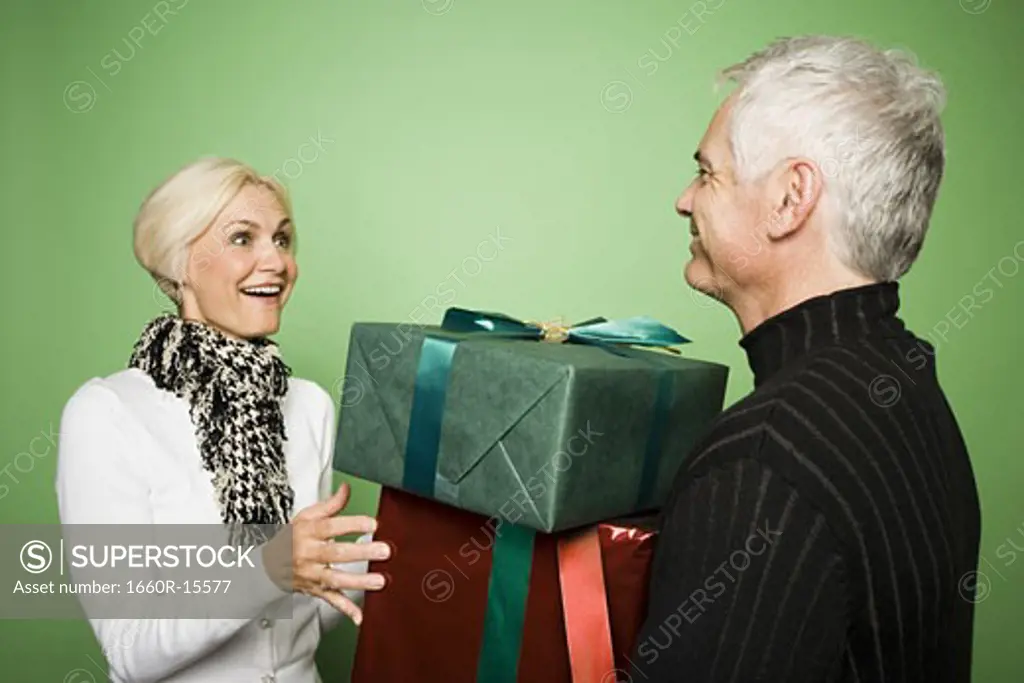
[2,0,1020,680]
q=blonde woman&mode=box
[55,157,391,682]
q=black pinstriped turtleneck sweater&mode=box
[629,281,982,683]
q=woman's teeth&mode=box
[241,285,282,297]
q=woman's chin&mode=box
[248,318,282,339]
[219,313,282,340]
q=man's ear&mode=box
[766,157,822,241]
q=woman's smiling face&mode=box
[179,183,299,340]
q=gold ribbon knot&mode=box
[525,317,571,343]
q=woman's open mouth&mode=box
[240,284,284,302]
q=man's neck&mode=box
[736,279,904,387]
[728,270,877,335]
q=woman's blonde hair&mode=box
[133,156,293,304]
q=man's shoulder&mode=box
[679,378,841,491]
[681,392,779,475]
[789,337,930,401]
[682,329,930,470]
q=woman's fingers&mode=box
[321,539,391,566]
[285,485,390,612]
[310,585,364,626]
[319,565,388,593]
[312,514,378,541]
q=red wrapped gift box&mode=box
[351,486,657,683]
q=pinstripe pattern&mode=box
[631,282,980,683]
[707,467,770,680]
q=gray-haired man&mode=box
[630,35,981,682]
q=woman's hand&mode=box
[262,482,391,625]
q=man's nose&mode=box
[676,183,695,218]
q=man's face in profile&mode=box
[676,97,773,306]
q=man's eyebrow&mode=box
[694,150,714,170]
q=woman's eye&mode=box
[274,233,292,249]
[230,231,251,246]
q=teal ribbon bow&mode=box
[400,308,691,682]
[440,307,691,347]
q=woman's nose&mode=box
[255,240,287,272]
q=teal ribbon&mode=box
[638,370,675,508]
[402,337,459,497]
[399,308,690,681]
[476,525,536,683]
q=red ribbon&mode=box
[557,526,616,683]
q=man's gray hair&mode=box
[719,35,946,281]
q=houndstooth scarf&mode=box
[128,314,294,545]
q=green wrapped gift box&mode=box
[332,308,729,533]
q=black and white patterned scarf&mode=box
[128,314,294,544]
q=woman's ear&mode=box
[156,275,182,304]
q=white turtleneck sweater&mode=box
[55,367,367,683]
